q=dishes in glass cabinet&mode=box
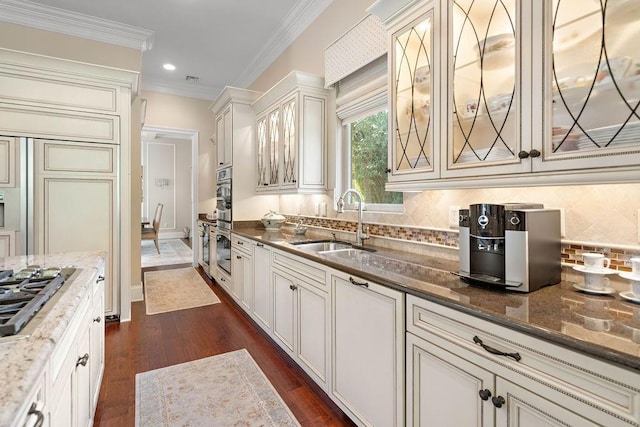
[477,33,514,70]
[595,57,631,86]
[413,66,430,93]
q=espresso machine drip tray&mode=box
[453,271,523,289]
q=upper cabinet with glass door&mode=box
[253,71,329,194]
[534,0,640,174]
[387,1,440,184]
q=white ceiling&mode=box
[0,0,333,100]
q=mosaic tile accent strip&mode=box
[286,216,640,272]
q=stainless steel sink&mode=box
[291,240,353,252]
[291,240,376,254]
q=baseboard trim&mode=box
[160,232,187,239]
[131,283,144,302]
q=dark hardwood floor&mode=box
[93,264,355,427]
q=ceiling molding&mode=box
[0,0,155,51]
[142,77,220,101]
[234,0,333,88]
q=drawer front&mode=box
[272,249,326,290]
[231,234,252,256]
[40,140,117,175]
[407,295,640,426]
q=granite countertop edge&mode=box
[232,227,640,372]
[0,251,106,427]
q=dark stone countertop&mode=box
[233,226,640,372]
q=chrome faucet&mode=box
[337,189,369,245]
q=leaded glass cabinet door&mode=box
[256,114,269,189]
[444,0,531,177]
[281,96,298,188]
[537,0,640,172]
[390,6,438,181]
[268,108,280,187]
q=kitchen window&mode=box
[337,56,403,213]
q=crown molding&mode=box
[142,77,220,101]
[234,0,333,88]
[0,0,154,51]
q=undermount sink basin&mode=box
[291,240,376,254]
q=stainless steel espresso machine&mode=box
[458,203,561,292]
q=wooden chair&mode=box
[142,203,163,254]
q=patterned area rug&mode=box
[135,349,300,426]
[141,238,193,268]
[144,267,220,315]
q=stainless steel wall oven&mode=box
[215,167,232,276]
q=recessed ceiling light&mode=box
[163,63,176,71]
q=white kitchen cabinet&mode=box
[252,242,272,332]
[210,87,262,170]
[90,272,105,413]
[231,234,253,306]
[272,249,329,389]
[253,71,329,194]
[33,139,119,317]
[330,271,404,427]
[11,367,47,427]
[370,0,640,189]
[406,294,640,426]
[0,136,16,187]
[0,230,16,257]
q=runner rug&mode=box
[135,349,300,426]
[144,267,220,315]
[141,238,192,268]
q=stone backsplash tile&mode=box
[286,215,640,272]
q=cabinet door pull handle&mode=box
[348,277,369,288]
[96,275,105,283]
[237,241,243,245]
[236,255,242,259]
[256,243,264,247]
[220,277,225,282]
[76,353,89,368]
[28,403,44,427]
[478,389,492,401]
[93,316,102,323]
[492,395,506,408]
[289,284,298,290]
[473,336,521,362]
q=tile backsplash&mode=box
[279,182,640,270]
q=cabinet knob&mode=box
[96,275,105,283]
[27,403,44,427]
[492,396,506,408]
[236,255,242,259]
[93,316,102,323]
[237,241,243,245]
[293,179,297,183]
[529,149,541,158]
[256,243,264,247]
[219,162,223,165]
[263,183,269,186]
[385,168,391,173]
[517,150,530,159]
[478,389,492,401]
[289,284,298,291]
[76,353,89,368]
[518,149,541,159]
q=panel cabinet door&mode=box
[238,250,254,313]
[229,248,244,303]
[222,106,232,166]
[406,332,494,427]
[280,95,298,189]
[90,277,105,414]
[442,0,532,178]
[33,139,118,316]
[0,136,16,187]
[534,0,640,173]
[76,324,92,427]
[215,113,225,167]
[252,244,272,331]
[331,272,404,427]
[296,281,328,388]
[272,269,296,354]
[494,377,599,427]
[256,114,269,189]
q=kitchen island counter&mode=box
[233,227,640,371]
[0,251,106,427]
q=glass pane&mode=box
[395,13,433,171]
[451,0,518,165]
[551,0,640,154]
[268,109,279,185]
[282,99,296,184]
[257,117,267,186]
[350,110,402,205]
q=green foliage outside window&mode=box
[350,110,403,205]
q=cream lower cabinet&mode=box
[271,249,329,389]
[231,235,253,309]
[407,294,640,426]
[331,271,404,427]
[33,139,118,317]
[252,243,272,331]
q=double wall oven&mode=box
[215,167,232,276]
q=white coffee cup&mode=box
[583,316,611,332]
[630,257,640,277]
[584,273,610,290]
[631,279,640,297]
[582,253,611,271]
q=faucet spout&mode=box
[337,189,369,246]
